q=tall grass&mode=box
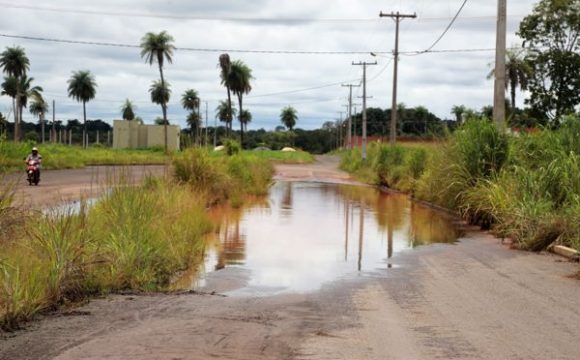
[0,150,276,329]
[173,149,274,204]
[0,141,168,173]
[341,118,580,251]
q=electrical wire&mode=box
[405,0,468,56]
[0,33,390,55]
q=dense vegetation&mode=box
[341,116,580,252]
[0,150,274,330]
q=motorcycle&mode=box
[26,160,40,186]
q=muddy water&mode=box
[188,181,460,294]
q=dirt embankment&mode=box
[1,157,579,360]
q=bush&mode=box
[224,139,241,156]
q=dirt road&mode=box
[1,158,579,360]
[4,165,167,208]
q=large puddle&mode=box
[185,181,461,295]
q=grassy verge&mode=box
[340,118,580,252]
[241,149,315,164]
[0,150,273,330]
[0,141,168,173]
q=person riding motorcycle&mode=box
[25,146,42,177]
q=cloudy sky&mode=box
[0,0,537,130]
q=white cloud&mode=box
[0,0,537,129]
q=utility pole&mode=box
[352,61,377,160]
[205,101,209,147]
[52,100,55,143]
[342,83,360,149]
[380,11,416,144]
[493,0,507,126]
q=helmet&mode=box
[32,147,38,152]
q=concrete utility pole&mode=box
[493,0,507,126]
[205,101,209,147]
[342,83,360,149]
[52,100,56,143]
[352,61,377,161]
[380,11,417,144]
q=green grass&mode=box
[243,149,314,164]
[340,118,580,252]
[0,151,276,330]
[0,141,168,173]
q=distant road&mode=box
[5,165,167,208]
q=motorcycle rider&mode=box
[25,146,42,176]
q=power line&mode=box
[0,33,511,56]
[0,33,390,55]
[406,0,469,56]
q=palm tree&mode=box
[488,49,532,110]
[181,89,200,144]
[0,112,6,137]
[29,93,49,143]
[240,109,252,132]
[149,80,171,129]
[1,76,17,125]
[121,99,136,120]
[67,70,97,148]
[280,106,297,131]
[451,105,467,123]
[216,100,237,128]
[140,31,175,153]
[219,54,233,136]
[228,60,253,148]
[0,46,30,141]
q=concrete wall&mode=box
[113,120,180,150]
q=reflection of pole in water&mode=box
[388,227,393,259]
[358,202,364,271]
[344,200,349,262]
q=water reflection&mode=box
[196,181,460,293]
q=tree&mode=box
[228,60,253,148]
[216,100,237,128]
[219,54,233,136]
[280,106,298,131]
[451,105,467,123]
[149,80,171,129]
[518,0,580,121]
[240,109,252,132]
[487,49,532,110]
[0,46,30,141]
[67,70,97,148]
[121,99,136,120]
[140,31,175,152]
[1,76,17,125]
[181,89,200,143]
[29,92,49,143]
[0,112,6,137]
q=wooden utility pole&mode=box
[380,11,416,144]
[352,61,377,161]
[493,0,507,126]
[342,83,360,149]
